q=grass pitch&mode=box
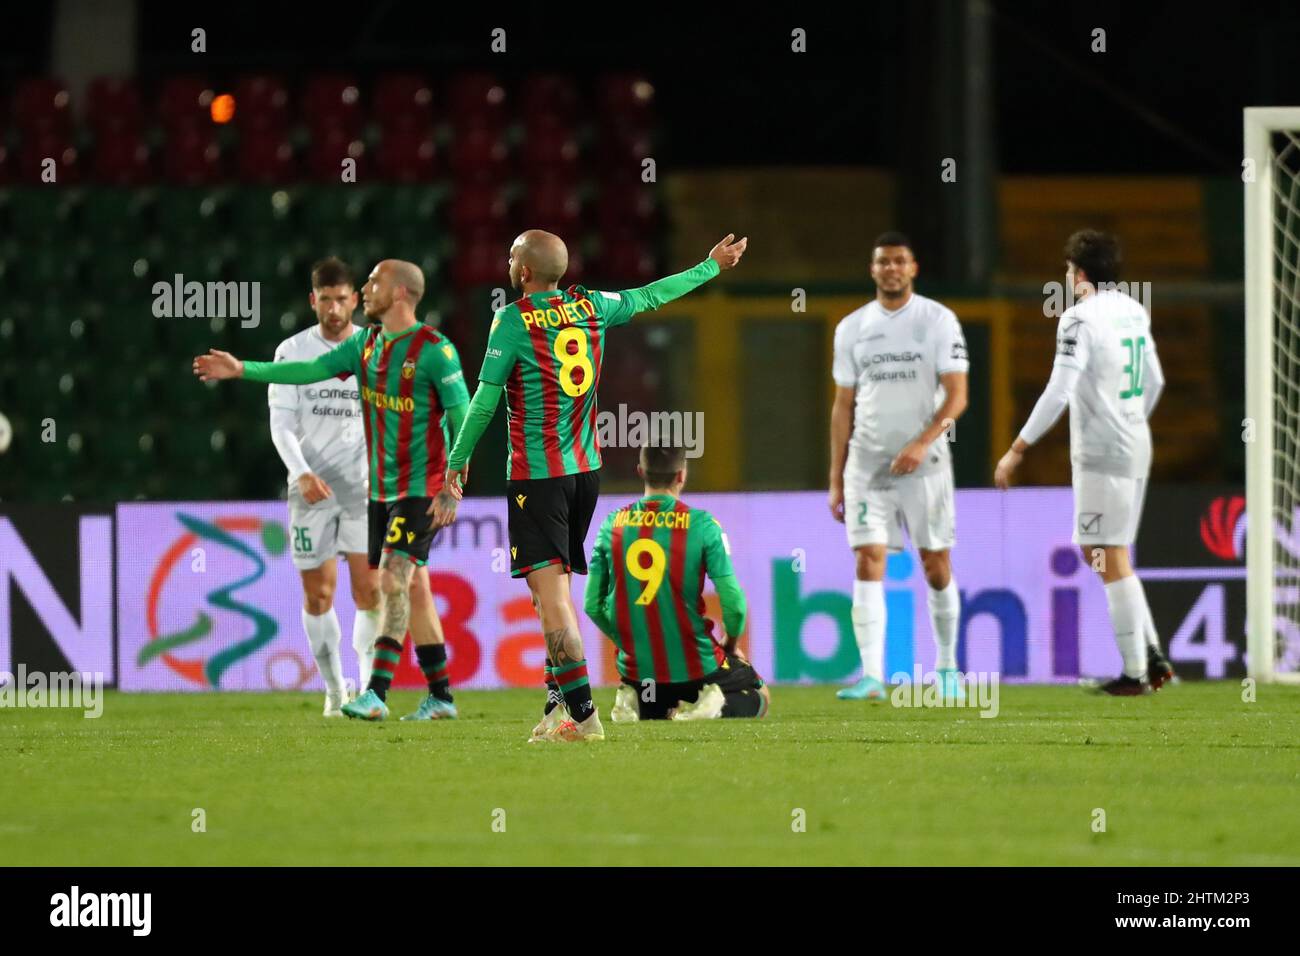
[3,684,1298,866]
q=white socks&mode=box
[302,608,346,697]
[352,607,380,688]
[1104,575,1147,679]
[851,580,886,682]
[928,578,961,670]
[1131,577,1161,651]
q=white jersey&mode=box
[832,293,969,486]
[268,325,368,509]
[1054,289,1156,478]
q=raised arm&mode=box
[596,234,747,325]
[194,332,361,385]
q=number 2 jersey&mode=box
[1053,289,1159,478]
[587,494,736,684]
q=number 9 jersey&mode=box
[478,285,635,481]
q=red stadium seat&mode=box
[302,74,362,135]
[233,73,290,131]
[449,182,511,234]
[596,124,654,176]
[307,125,367,182]
[596,74,655,122]
[14,77,72,135]
[451,238,508,288]
[447,72,507,127]
[374,72,434,131]
[448,122,510,182]
[374,127,437,182]
[92,131,152,185]
[520,113,581,175]
[158,75,215,131]
[236,129,296,184]
[595,179,657,234]
[521,178,583,233]
[19,132,80,183]
[594,239,657,285]
[0,144,11,185]
[520,74,580,121]
[162,126,223,184]
[86,76,144,135]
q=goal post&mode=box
[1244,107,1300,684]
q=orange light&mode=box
[210,93,236,124]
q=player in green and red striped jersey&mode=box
[439,229,748,742]
[585,444,769,721]
[193,259,470,722]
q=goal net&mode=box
[1245,107,1300,683]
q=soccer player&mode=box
[268,257,379,716]
[828,232,969,702]
[438,229,748,742]
[994,229,1175,695]
[194,259,471,720]
[585,444,769,721]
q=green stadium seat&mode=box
[86,247,153,304]
[80,188,152,241]
[13,248,80,298]
[297,184,373,233]
[229,187,296,236]
[5,188,78,241]
[99,305,161,359]
[154,187,228,240]
[370,184,444,231]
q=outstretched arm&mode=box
[599,234,748,322]
[194,347,354,385]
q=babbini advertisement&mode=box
[106,487,1252,691]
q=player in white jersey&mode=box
[828,233,970,701]
[269,257,380,716]
[994,229,1175,695]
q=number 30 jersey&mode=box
[479,285,634,480]
[1054,289,1159,478]
[589,494,735,684]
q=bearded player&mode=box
[438,229,747,742]
[268,257,379,716]
[194,260,470,720]
[828,232,969,702]
[585,444,769,721]
[994,229,1174,695]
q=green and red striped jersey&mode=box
[254,323,471,502]
[477,285,635,480]
[588,494,736,684]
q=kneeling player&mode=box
[584,445,770,721]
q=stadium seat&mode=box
[595,179,658,233]
[157,75,216,131]
[80,188,152,240]
[375,127,437,182]
[306,125,367,182]
[297,182,373,232]
[596,74,655,123]
[448,122,510,182]
[520,74,581,122]
[7,187,77,239]
[232,73,290,131]
[302,74,362,135]
[446,72,507,127]
[520,113,581,175]
[236,129,297,184]
[19,132,81,183]
[155,187,227,238]
[86,76,144,135]
[373,72,434,132]
[449,181,511,235]
[228,186,295,236]
[593,238,657,285]
[369,183,444,232]
[595,124,654,175]
[521,177,583,234]
[91,130,152,185]
[450,237,507,288]
[162,126,223,184]
[13,77,72,135]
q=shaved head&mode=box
[509,230,568,290]
[362,259,425,321]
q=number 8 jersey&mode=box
[479,285,635,480]
[1055,288,1159,478]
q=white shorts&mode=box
[1072,471,1147,547]
[287,493,368,570]
[843,467,955,553]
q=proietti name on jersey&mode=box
[614,509,692,530]
[519,296,597,330]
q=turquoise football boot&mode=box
[936,668,965,702]
[400,694,458,720]
[836,675,887,701]
[341,688,389,721]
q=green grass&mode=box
[3,684,1298,866]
